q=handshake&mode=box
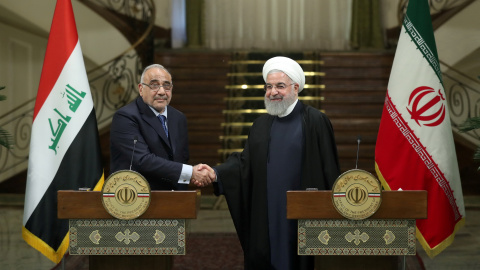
[191,164,216,187]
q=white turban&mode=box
[262,56,305,92]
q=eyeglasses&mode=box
[264,83,294,92]
[142,82,173,91]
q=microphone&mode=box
[129,136,138,171]
[355,135,362,169]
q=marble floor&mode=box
[0,194,479,270]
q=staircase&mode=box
[155,51,231,167]
[3,50,479,196]
[321,52,394,173]
[100,49,477,195]
[2,0,479,195]
[151,51,394,176]
[220,51,325,163]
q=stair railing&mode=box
[0,0,156,183]
[442,60,480,148]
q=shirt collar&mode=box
[149,106,168,118]
[278,99,298,118]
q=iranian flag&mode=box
[375,0,465,257]
[23,0,104,263]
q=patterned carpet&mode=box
[172,233,243,270]
[52,233,243,270]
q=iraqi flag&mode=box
[375,0,465,258]
[22,0,104,263]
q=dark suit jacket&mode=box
[110,96,190,190]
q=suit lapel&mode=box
[137,97,172,150]
[166,110,178,155]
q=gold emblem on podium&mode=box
[331,169,382,220]
[102,170,151,220]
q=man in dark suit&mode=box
[110,64,213,190]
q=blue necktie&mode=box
[158,115,169,138]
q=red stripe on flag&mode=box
[33,0,79,121]
[375,94,461,248]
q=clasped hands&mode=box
[191,164,216,187]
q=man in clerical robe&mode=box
[201,56,340,270]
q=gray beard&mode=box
[264,93,296,116]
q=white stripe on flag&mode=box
[23,42,93,224]
[387,25,464,216]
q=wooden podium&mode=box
[287,190,427,270]
[58,190,200,270]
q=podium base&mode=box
[90,255,173,270]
